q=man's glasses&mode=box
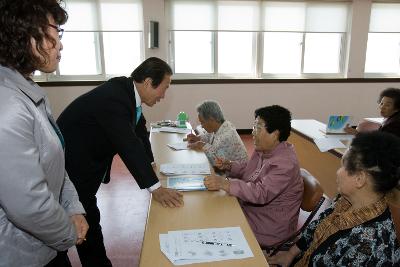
[48,24,64,40]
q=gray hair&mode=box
[196,100,225,123]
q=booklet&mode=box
[167,176,206,191]
[325,115,351,134]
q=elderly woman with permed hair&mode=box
[0,1,88,266]
[268,131,400,266]
[186,100,248,165]
[204,105,303,249]
[345,87,400,138]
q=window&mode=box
[261,2,348,77]
[168,0,349,78]
[172,31,213,74]
[365,3,400,76]
[168,0,260,78]
[36,0,143,81]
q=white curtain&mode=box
[64,0,143,31]
[369,3,400,32]
[168,0,349,32]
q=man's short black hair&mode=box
[254,105,292,142]
[131,57,173,88]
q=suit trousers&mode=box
[71,177,113,267]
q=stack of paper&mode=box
[159,227,253,265]
[313,137,347,152]
[313,134,353,152]
[160,163,211,175]
[151,127,192,134]
[167,176,206,191]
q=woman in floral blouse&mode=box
[268,131,400,267]
[186,100,248,165]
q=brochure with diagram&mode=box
[325,115,351,134]
[167,176,206,191]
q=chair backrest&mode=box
[267,169,326,255]
[300,168,324,212]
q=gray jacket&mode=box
[0,66,85,267]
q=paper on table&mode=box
[159,227,253,265]
[167,176,206,191]
[152,126,191,134]
[167,142,189,150]
[160,163,211,175]
[314,137,346,152]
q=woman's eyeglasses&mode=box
[48,24,64,40]
[252,124,267,133]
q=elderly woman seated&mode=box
[204,105,303,248]
[268,131,400,266]
[345,87,400,138]
[186,100,248,165]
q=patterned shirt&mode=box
[296,198,400,266]
[199,120,248,165]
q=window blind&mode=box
[64,0,143,31]
[168,0,349,32]
[369,3,400,32]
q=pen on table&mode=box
[200,241,236,247]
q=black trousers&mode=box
[45,251,71,267]
[72,178,113,267]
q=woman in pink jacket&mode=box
[205,105,303,248]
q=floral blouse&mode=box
[199,120,248,165]
[296,197,400,266]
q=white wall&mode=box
[45,81,400,129]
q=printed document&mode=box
[160,163,211,175]
[159,227,253,265]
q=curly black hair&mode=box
[0,0,67,76]
[343,131,400,193]
[254,105,292,142]
[378,88,400,110]
[131,57,173,88]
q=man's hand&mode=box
[204,175,230,192]
[70,214,89,245]
[152,187,184,208]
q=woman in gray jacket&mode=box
[0,1,88,266]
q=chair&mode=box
[265,168,326,255]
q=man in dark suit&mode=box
[57,57,183,267]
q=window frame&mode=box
[169,30,347,79]
[34,0,144,82]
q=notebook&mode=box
[167,176,206,191]
[324,115,351,134]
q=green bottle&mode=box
[177,111,188,128]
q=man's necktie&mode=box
[136,106,142,123]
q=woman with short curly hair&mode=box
[0,1,88,266]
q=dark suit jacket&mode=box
[380,111,400,138]
[57,76,158,191]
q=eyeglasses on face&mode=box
[252,124,267,133]
[48,24,64,40]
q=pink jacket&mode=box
[228,142,303,247]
